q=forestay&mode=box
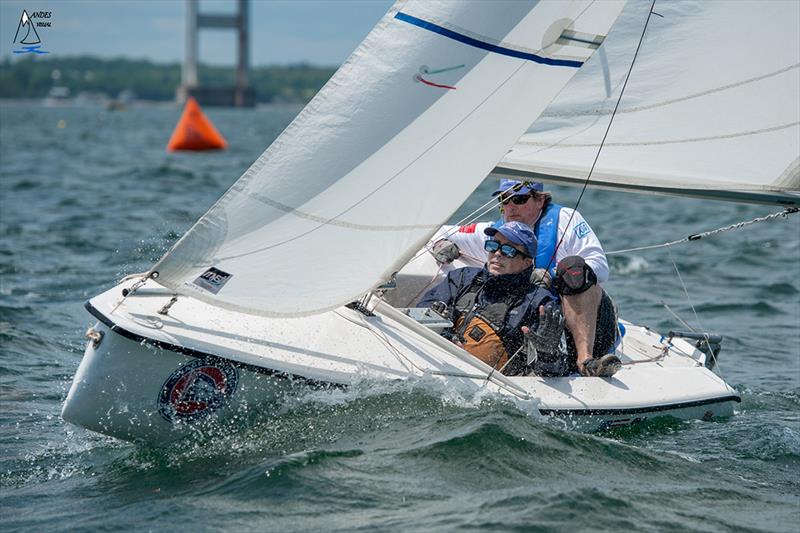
[151,0,626,317]
[495,0,800,206]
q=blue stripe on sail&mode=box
[395,12,583,68]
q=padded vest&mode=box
[452,273,527,369]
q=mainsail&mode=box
[495,1,800,206]
[152,0,626,317]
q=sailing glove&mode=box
[524,302,568,377]
[431,239,460,264]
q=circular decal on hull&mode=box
[158,358,238,422]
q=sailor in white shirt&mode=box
[429,179,619,377]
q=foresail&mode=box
[495,1,800,206]
[151,0,625,317]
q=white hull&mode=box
[63,275,739,444]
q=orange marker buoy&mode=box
[167,97,227,151]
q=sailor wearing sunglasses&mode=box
[427,179,619,378]
[418,222,569,377]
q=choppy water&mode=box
[1,102,798,532]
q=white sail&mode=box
[495,0,800,206]
[151,0,626,317]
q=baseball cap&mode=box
[492,179,544,197]
[484,221,537,259]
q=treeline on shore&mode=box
[0,56,336,103]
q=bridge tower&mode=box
[178,0,255,107]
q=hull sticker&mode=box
[192,267,232,294]
[158,358,238,422]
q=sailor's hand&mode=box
[531,268,552,289]
[431,239,460,265]
[523,302,565,356]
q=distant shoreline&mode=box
[0,98,306,111]
[0,56,336,104]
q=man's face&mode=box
[486,233,532,276]
[500,193,545,226]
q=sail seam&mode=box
[244,191,439,231]
[541,63,800,118]
[394,12,584,68]
[516,121,799,148]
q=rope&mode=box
[665,244,727,379]
[660,301,696,332]
[620,344,669,366]
[395,196,500,306]
[545,0,658,274]
[606,207,798,256]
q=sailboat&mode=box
[62,0,799,444]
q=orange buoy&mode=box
[167,97,227,151]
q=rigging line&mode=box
[109,272,154,315]
[335,307,509,381]
[408,175,556,267]
[365,152,556,272]
[215,61,530,262]
[363,313,525,395]
[545,0,658,274]
[606,207,799,256]
[336,310,419,374]
[404,193,501,267]
[661,300,697,333]
[399,270,445,308]
[620,345,669,366]
[666,244,727,381]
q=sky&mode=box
[0,0,394,66]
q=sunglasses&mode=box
[498,194,532,206]
[484,239,529,258]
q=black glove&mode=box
[524,302,568,377]
[431,239,460,264]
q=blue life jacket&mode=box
[533,203,562,278]
[494,203,562,278]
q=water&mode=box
[1,102,798,532]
